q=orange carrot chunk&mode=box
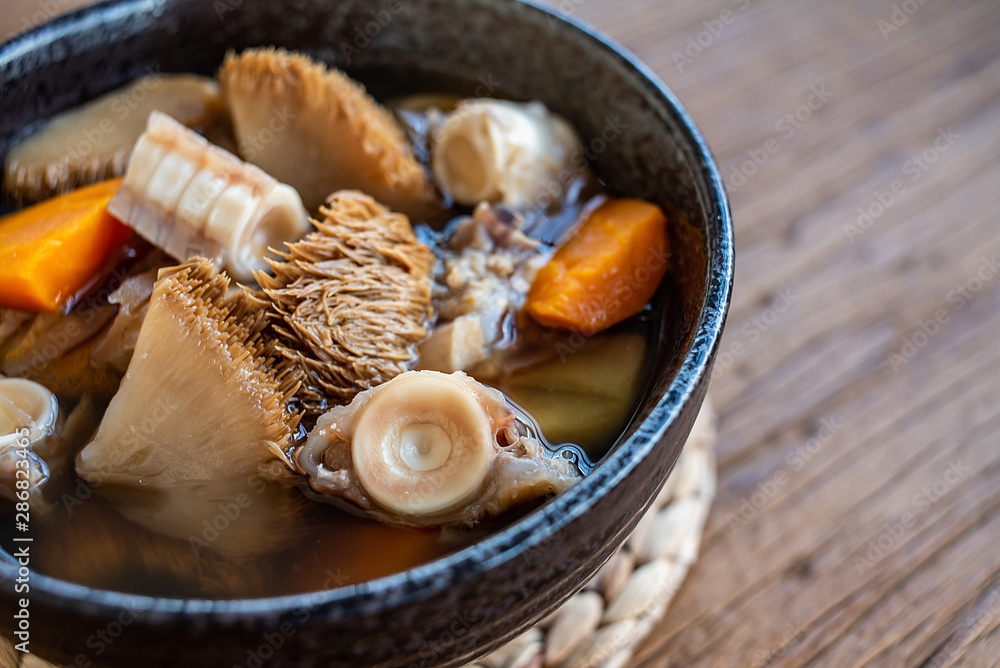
[526,198,669,334]
[0,178,130,311]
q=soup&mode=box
[0,48,673,599]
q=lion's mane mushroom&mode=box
[219,48,442,220]
[294,370,581,527]
[75,258,303,560]
[257,190,434,413]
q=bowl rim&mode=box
[0,0,733,624]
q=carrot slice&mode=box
[526,198,669,334]
[0,178,131,311]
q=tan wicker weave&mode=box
[0,401,716,668]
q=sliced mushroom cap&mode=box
[295,370,580,527]
[75,258,304,559]
[3,75,225,205]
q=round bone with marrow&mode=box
[295,370,580,526]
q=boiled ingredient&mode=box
[90,268,158,373]
[418,204,548,373]
[0,311,31,350]
[0,445,48,508]
[526,198,669,335]
[75,258,304,559]
[258,190,434,412]
[0,301,121,399]
[498,333,647,458]
[431,99,581,209]
[0,304,115,376]
[33,497,263,598]
[3,74,225,205]
[294,370,580,527]
[4,336,122,402]
[0,178,132,311]
[0,378,58,504]
[108,111,310,283]
[32,394,99,484]
[219,48,441,219]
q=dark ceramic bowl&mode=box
[0,0,732,665]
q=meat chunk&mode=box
[419,204,549,373]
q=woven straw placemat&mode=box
[466,399,717,668]
[0,402,716,668]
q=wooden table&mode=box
[3,0,999,666]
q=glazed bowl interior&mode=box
[0,0,732,666]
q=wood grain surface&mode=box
[3,0,999,666]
